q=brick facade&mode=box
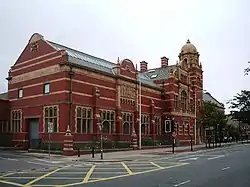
[0,34,204,149]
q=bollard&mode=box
[77,148,80,157]
[172,138,175,154]
[92,146,95,158]
[190,136,193,152]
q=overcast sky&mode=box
[0,0,249,113]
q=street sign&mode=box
[172,131,177,138]
[48,122,53,133]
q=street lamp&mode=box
[139,74,142,150]
[98,123,104,159]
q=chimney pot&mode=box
[161,56,169,68]
[140,61,148,72]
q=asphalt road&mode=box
[0,144,249,187]
[0,150,65,173]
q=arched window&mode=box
[141,114,150,134]
[102,121,110,134]
[181,91,187,111]
[122,112,133,135]
[100,110,115,134]
[123,122,130,135]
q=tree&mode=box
[200,101,225,128]
[199,101,227,147]
[244,61,250,75]
[229,90,250,124]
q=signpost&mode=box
[48,122,53,158]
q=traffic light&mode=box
[171,119,175,132]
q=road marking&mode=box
[121,162,133,175]
[208,155,225,160]
[0,156,18,161]
[83,165,96,183]
[179,157,199,162]
[174,180,191,186]
[0,179,23,186]
[0,172,15,178]
[23,167,63,186]
[221,166,230,171]
[26,160,58,166]
[35,158,62,164]
[53,162,189,187]
[150,162,164,169]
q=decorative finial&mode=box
[136,63,138,70]
[117,57,120,63]
[187,39,190,44]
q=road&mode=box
[0,144,249,187]
[0,150,66,173]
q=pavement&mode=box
[0,142,248,186]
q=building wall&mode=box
[2,34,204,149]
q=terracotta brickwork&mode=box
[1,33,204,149]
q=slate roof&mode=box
[203,92,224,109]
[141,65,177,80]
[48,41,163,89]
[0,92,8,100]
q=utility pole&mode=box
[194,89,197,145]
[139,75,142,150]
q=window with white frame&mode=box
[122,112,133,135]
[141,114,150,135]
[43,83,50,94]
[155,116,161,135]
[44,106,58,132]
[18,88,23,98]
[76,107,93,133]
[100,110,115,134]
[164,119,171,133]
[11,110,22,132]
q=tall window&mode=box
[76,107,93,133]
[43,83,50,94]
[11,110,22,132]
[44,106,58,132]
[100,110,115,134]
[155,116,161,135]
[141,114,150,135]
[174,95,178,108]
[181,91,187,111]
[178,124,183,135]
[18,88,23,98]
[0,121,8,133]
[122,112,133,135]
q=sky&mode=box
[0,0,249,114]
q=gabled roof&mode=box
[48,41,116,75]
[0,92,8,100]
[203,92,224,109]
[47,40,162,89]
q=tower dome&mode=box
[180,39,197,54]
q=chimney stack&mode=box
[161,56,169,68]
[140,61,148,72]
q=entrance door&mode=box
[28,119,39,149]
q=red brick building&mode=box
[0,33,203,150]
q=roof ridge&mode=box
[47,40,116,66]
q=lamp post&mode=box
[139,74,142,150]
[98,123,104,159]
